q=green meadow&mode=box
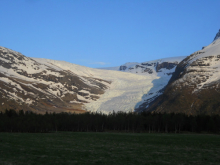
[0,132,220,165]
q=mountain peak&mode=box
[213,29,220,41]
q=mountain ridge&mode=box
[145,32,220,115]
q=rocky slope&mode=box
[146,29,220,115]
[0,46,110,113]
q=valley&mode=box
[1,30,220,115]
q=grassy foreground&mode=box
[0,132,220,165]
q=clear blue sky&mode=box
[1,0,220,68]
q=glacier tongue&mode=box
[98,56,186,112]
[84,72,157,113]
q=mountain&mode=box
[2,29,219,115]
[146,29,220,115]
[0,45,185,114]
[0,46,166,114]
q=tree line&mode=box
[0,109,220,133]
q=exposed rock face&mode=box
[146,33,220,115]
[0,46,110,113]
[118,59,184,75]
[213,29,220,41]
[119,65,127,71]
[156,62,178,72]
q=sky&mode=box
[1,0,220,68]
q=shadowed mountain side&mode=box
[135,77,168,112]
[145,32,220,115]
[145,80,220,115]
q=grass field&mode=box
[0,132,220,165]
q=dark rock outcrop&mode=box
[119,65,127,71]
[213,29,220,41]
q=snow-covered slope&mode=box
[176,37,220,93]
[0,46,110,113]
[147,30,220,115]
[101,56,185,74]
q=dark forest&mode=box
[1,109,220,133]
